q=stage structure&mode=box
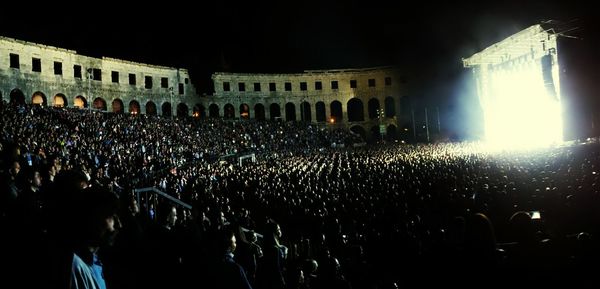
[463,24,565,147]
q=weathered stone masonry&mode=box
[0,36,196,116]
[0,36,410,140]
[207,67,409,140]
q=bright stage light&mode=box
[484,61,562,149]
[464,24,564,149]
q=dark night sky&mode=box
[1,0,597,134]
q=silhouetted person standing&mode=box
[212,227,253,289]
[70,186,120,289]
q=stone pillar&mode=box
[295,99,302,121]
[248,102,254,119]
[265,102,271,120]
[342,100,348,123]
[363,98,369,122]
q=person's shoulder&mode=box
[72,253,89,270]
[71,253,97,288]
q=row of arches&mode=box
[5,88,397,122]
[8,89,87,108]
[202,97,396,122]
[5,89,189,117]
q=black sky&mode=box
[1,0,596,98]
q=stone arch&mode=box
[254,103,265,121]
[146,101,157,115]
[285,102,296,121]
[32,91,47,106]
[350,125,367,140]
[129,100,140,115]
[315,101,326,123]
[224,103,235,119]
[385,96,396,117]
[209,103,219,118]
[240,103,250,119]
[93,97,107,111]
[387,124,398,140]
[53,93,68,107]
[74,95,87,108]
[270,103,281,120]
[112,99,124,113]
[10,89,26,106]
[300,101,311,122]
[193,104,206,118]
[162,102,172,117]
[330,100,342,122]
[368,98,380,120]
[347,98,364,122]
[177,103,189,117]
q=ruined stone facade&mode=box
[207,67,409,140]
[0,36,197,116]
[0,36,411,140]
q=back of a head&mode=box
[217,227,236,254]
[78,186,119,219]
[53,169,89,196]
[232,224,248,244]
[263,221,281,246]
[15,166,38,190]
[465,213,496,253]
[71,186,120,247]
[509,211,535,244]
[45,170,91,240]
[303,259,318,275]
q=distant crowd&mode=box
[1,101,599,288]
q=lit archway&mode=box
[240,103,250,119]
[193,104,206,118]
[32,91,47,106]
[53,93,68,107]
[74,95,87,108]
[330,100,342,122]
[129,100,140,115]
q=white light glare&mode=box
[483,61,562,149]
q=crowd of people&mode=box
[1,101,599,288]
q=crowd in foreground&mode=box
[1,102,599,288]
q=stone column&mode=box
[265,102,271,120]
